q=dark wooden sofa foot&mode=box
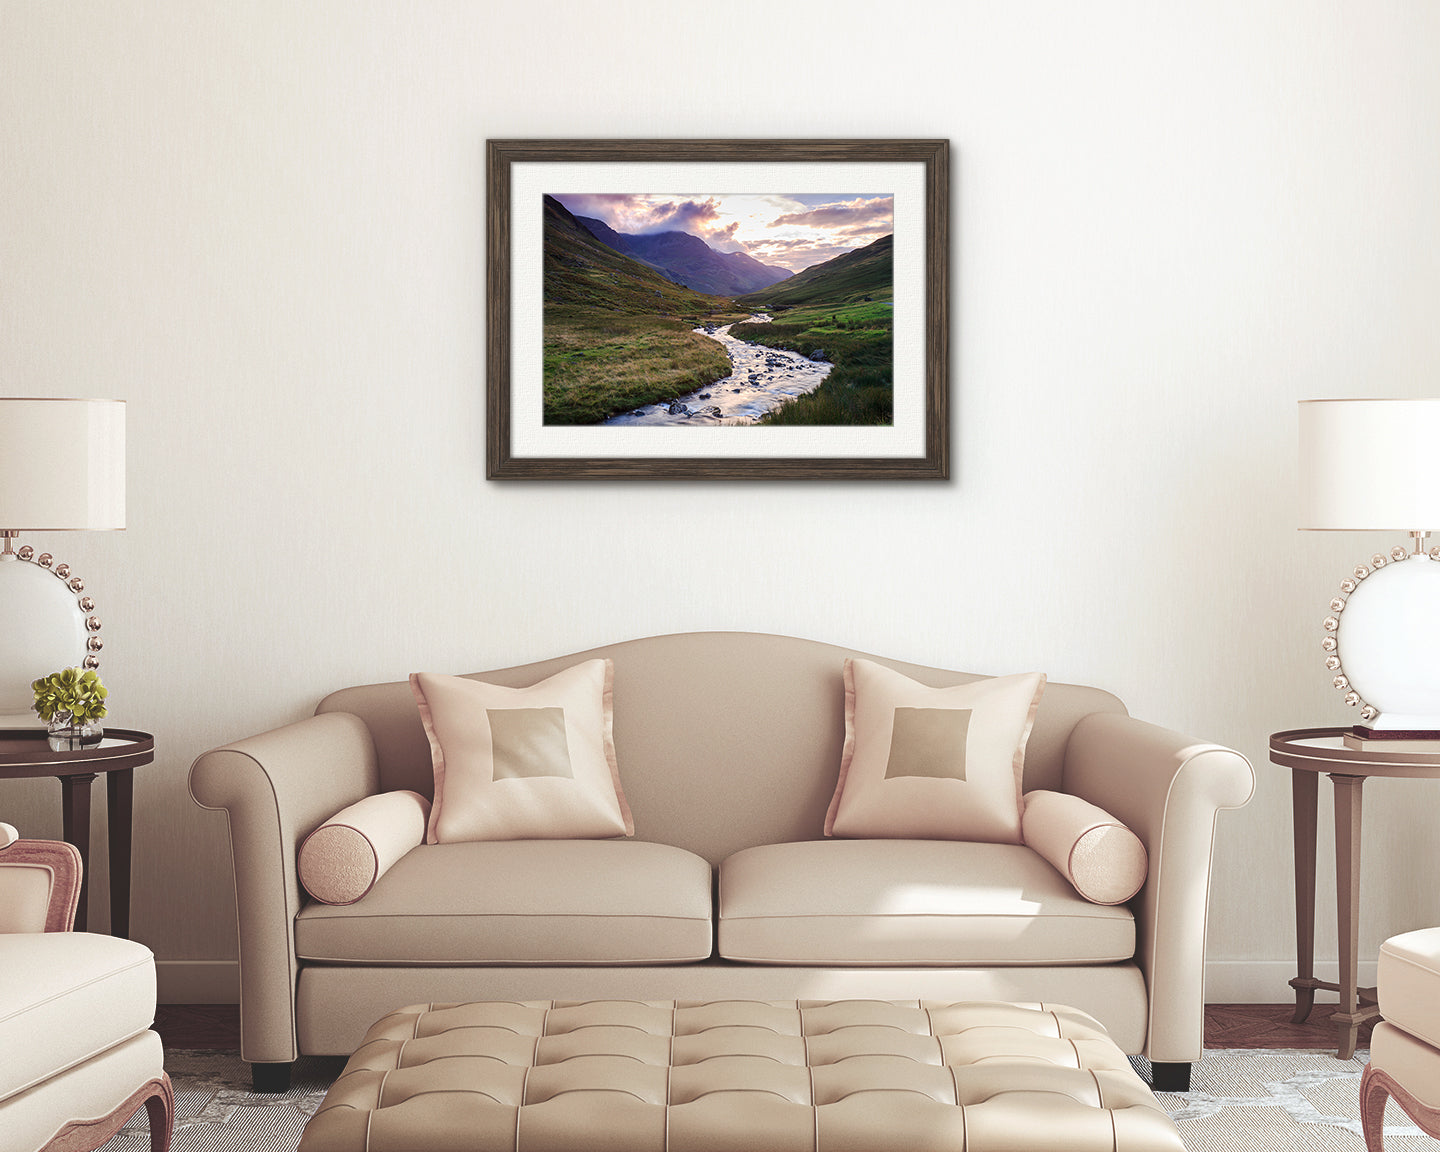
[251,1061,293,1093]
[1150,1061,1192,1092]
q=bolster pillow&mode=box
[1021,790,1147,905]
[298,790,430,905]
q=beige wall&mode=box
[4,1,1440,1001]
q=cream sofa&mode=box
[189,632,1254,1094]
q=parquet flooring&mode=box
[151,1003,1372,1052]
[1203,1002,1377,1050]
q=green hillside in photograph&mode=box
[736,234,893,310]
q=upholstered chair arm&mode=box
[1062,712,1254,1066]
[0,836,82,933]
[189,712,379,1065]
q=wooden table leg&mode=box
[60,772,97,933]
[1290,768,1320,1023]
[1333,772,1366,1060]
[107,768,134,939]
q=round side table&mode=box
[0,728,155,936]
[1270,727,1440,1059]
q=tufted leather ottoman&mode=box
[298,999,1182,1152]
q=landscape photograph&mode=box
[542,191,894,427]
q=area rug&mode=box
[97,1048,1427,1151]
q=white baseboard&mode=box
[1203,959,1377,1004]
[153,959,1375,1007]
[157,960,240,1004]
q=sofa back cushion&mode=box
[316,632,1126,867]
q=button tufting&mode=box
[297,999,1184,1152]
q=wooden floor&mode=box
[1203,1002,1376,1050]
[152,1003,1375,1053]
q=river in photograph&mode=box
[603,316,832,426]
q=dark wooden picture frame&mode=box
[486,139,948,480]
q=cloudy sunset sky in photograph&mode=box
[551,193,894,273]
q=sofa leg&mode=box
[251,1061,293,1093]
[1150,1061,1192,1092]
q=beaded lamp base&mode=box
[0,547,103,716]
[1324,542,1440,735]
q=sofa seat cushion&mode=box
[295,839,713,965]
[0,932,157,1102]
[718,840,1135,966]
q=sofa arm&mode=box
[1063,711,1254,1065]
[188,712,379,1064]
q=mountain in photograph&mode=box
[736,233,893,308]
[575,214,793,296]
[542,195,724,316]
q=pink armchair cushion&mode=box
[825,660,1045,843]
[411,660,633,844]
[298,791,431,906]
[1020,789,1147,905]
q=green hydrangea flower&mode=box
[31,668,109,723]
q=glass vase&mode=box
[47,715,104,751]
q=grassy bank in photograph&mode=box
[730,298,893,425]
[543,309,731,424]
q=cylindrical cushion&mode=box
[299,791,430,906]
[1021,790,1147,905]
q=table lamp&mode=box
[0,398,125,718]
[1299,398,1440,738]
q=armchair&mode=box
[0,820,173,1152]
[1362,927,1440,1150]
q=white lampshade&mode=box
[1299,398,1440,531]
[0,398,126,530]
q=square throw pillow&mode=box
[824,659,1046,844]
[410,659,634,844]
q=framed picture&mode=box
[486,139,948,480]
